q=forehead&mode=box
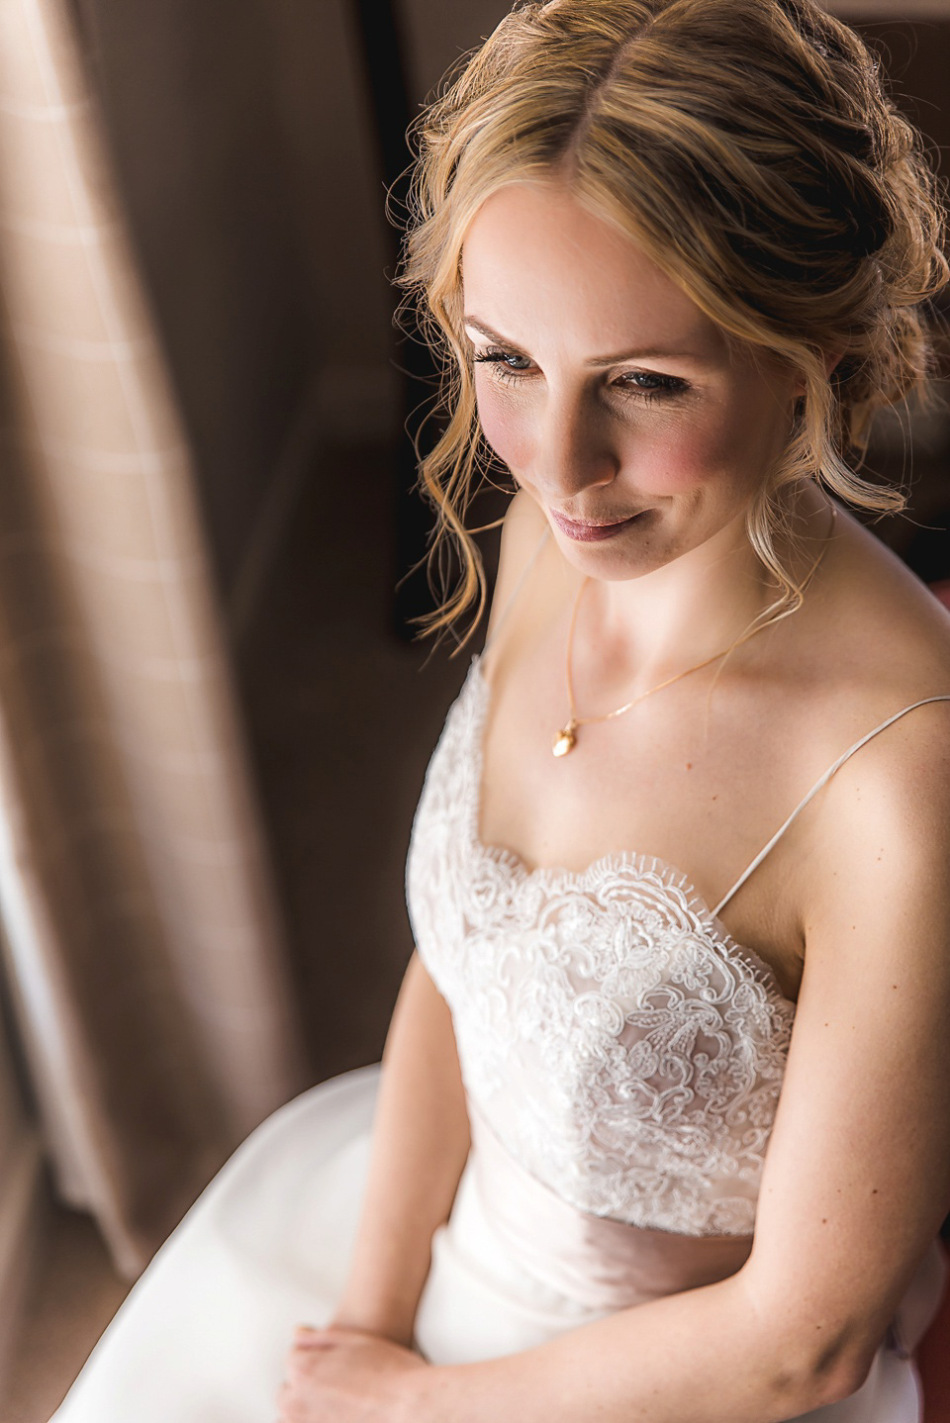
[460,181,727,361]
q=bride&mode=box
[53,2,950,1421]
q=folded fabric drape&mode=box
[0,0,307,1278]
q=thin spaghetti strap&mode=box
[481,526,551,657]
[712,695,950,919]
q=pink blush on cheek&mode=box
[476,400,532,473]
[639,460,708,496]
[636,447,720,497]
[637,422,746,497]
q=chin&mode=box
[551,529,675,582]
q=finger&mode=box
[294,1323,333,1344]
[286,1349,315,1382]
[292,1328,339,1352]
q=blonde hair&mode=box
[396,0,948,639]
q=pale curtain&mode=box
[0,0,307,1278]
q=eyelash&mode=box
[472,348,690,402]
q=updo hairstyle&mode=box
[397,0,948,638]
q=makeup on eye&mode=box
[473,348,533,374]
[471,346,692,400]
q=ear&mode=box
[791,349,845,398]
[824,348,845,379]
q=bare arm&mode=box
[401,703,950,1422]
[332,952,471,1346]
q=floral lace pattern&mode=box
[406,657,796,1237]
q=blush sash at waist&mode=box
[468,1107,753,1312]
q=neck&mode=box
[571,488,830,699]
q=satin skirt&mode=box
[51,1066,945,1423]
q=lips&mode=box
[549,509,647,543]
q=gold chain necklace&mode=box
[552,503,837,758]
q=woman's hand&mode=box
[275,1324,428,1423]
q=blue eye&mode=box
[619,371,688,397]
[473,349,533,380]
[472,347,690,402]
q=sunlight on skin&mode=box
[460,179,815,652]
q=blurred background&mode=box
[0,0,947,1418]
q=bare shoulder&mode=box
[820,689,950,840]
[807,686,950,957]
[786,508,950,940]
[826,509,950,690]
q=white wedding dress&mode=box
[50,650,950,1423]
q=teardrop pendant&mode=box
[552,721,577,758]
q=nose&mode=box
[531,391,618,505]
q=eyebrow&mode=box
[463,316,697,367]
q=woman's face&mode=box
[461,181,802,582]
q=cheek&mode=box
[475,385,534,473]
[635,406,769,499]
[632,421,733,496]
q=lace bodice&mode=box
[406,657,797,1238]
